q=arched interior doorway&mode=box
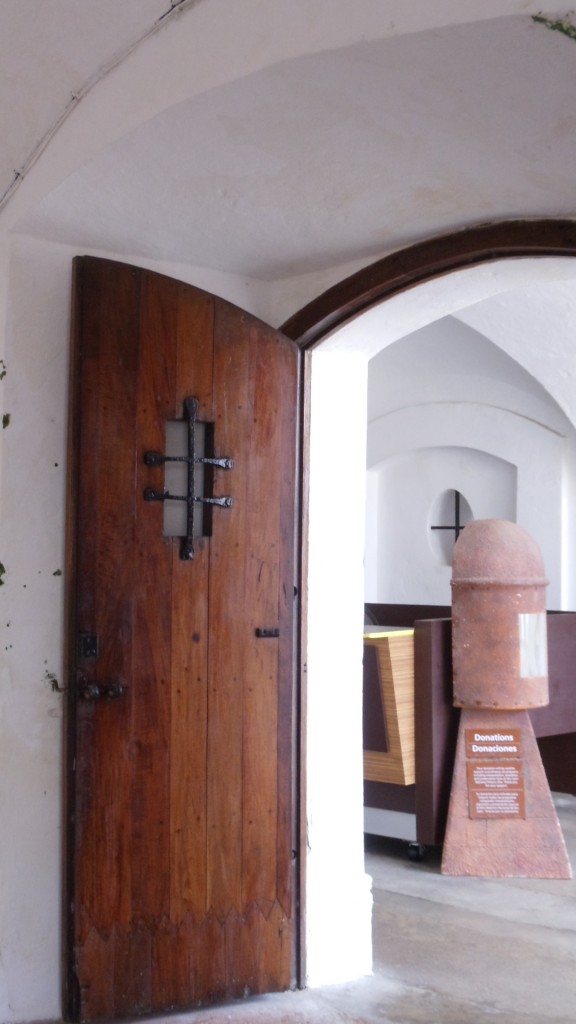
[282,222,576,985]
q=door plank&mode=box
[113,923,153,1018]
[169,283,214,923]
[129,271,176,926]
[239,319,284,912]
[205,305,251,920]
[76,928,115,1021]
[74,261,140,941]
[270,334,299,922]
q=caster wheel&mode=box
[407,842,426,862]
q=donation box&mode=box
[441,519,571,879]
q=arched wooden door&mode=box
[66,258,300,1021]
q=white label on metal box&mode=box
[518,612,547,678]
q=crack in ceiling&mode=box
[0,0,203,212]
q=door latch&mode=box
[78,675,125,701]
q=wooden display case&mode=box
[363,630,415,786]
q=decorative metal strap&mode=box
[143,396,233,560]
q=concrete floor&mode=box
[139,794,576,1024]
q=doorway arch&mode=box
[282,219,576,346]
[284,219,576,986]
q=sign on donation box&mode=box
[465,729,525,820]
[441,519,571,878]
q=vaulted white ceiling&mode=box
[368,315,572,433]
[0,1,167,209]
[4,1,575,281]
[3,0,576,392]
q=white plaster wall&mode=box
[305,346,373,983]
[0,240,71,1022]
[363,312,576,609]
[366,404,566,608]
[366,446,517,606]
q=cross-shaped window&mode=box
[430,489,473,564]
[431,490,466,543]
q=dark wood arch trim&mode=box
[281,219,576,347]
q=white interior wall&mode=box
[0,240,72,1023]
[363,315,576,609]
[366,446,517,606]
[365,406,567,607]
[305,347,373,983]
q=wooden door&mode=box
[65,258,299,1021]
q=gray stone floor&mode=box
[138,794,576,1024]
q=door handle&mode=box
[78,676,125,701]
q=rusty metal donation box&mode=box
[451,518,549,711]
[441,519,571,879]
